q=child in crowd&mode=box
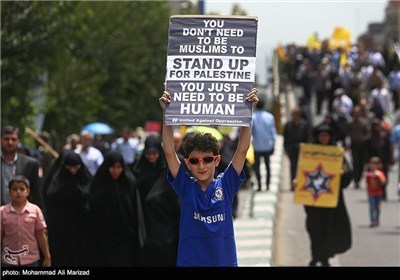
[365,157,386,227]
[159,88,258,266]
[1,175,51,267]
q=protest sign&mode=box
[294,143,344,208]
[164,15,258,127]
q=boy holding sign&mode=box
[159,88,258,267]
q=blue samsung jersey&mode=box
[167,163,245,267]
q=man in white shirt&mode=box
[369,81,390,115]
[75,131,104,176]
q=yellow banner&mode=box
[294,144,344,208]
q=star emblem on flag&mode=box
[302,164,335,200]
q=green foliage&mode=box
[1,1,75,130]
[231,4,248,16]
[2,1,171,143]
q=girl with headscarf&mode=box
[42,150,92,266]
[304,124,353,266]
[86,151,144,267]
[133,135,180,266]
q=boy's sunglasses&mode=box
[187,156,218,165]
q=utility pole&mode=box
[198,0,205,15]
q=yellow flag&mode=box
[277,43,289,63]
[340,52,348,68]
[307,33,321,50]
[330,26,351,51]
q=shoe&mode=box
[266,185,270,191]
[370,221,379,227]
[321,260,330,267]
[309,259,317,267]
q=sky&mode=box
[204,0,387,84]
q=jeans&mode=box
[368,195,382,223]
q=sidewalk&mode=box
[234,135,283,266]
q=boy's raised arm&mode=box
[160,91,181,179]
[231,88,259,175]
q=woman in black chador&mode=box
[87,151,144,266]
[42,150,92,266]
[305,124,353,266]
[133,134,180,266]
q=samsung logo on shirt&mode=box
[193,212,225,224]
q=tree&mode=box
[231,3,247,16]
[1,1,77,131]
[2,1,171,144]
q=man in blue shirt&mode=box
[159,88,258,267]
[110,128,139,169]
[251,100,277,191]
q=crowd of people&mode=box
[1,92,258,267]
[1,125,183,267]
[3,40,400,267]
[281,42,400,266]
